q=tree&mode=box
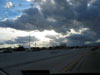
[15,45,25,51]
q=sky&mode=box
[0,0,100,48]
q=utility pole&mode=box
[29,35,31,51]
[28,31,34,51]
[35,42,36,47]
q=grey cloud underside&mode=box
[46,34,67,46]
[0,0,100,46]
[67,34,95,46]
[0,0,78,33]
[0,0,85,33]
[4,36,38,45]
[66,28,98,46]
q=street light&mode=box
[28,31,34,51]
[29,34,31,51]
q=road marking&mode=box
[59,52,88,72]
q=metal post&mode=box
[28,31,35,51]
[35,42,36,47]
[29,35,32,51]
[29,35,30,51]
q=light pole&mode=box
[29,35,31,51]
[28,31,34,51]
[35,42,36,47]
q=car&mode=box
[3,49,12,53]
[91,47,98,51]
[0,50,5,54]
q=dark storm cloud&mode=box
[0,0,76,33]
[0,42,4,45]
[5,40,15,44]
[66,29,97,46]
[46,34,67,45]
[5,36,38,44]
[0,0,93,31]
[45,28,97,46]
[74,0,100,40]
[15,36,38,44]
[67,34,95,42]
[0,0,85,33]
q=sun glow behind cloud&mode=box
[30,30,59,41]
[88,0,96,7]
[67,0,73,5]
[0,27,89,48]
[0,28,29,41]
[26,0,31,2]
[0,27,63,47]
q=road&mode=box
[1,48,100,75]
[73,49,100,73]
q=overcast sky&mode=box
[0,0,100,48]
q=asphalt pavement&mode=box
[1,48,89,75]
[1,48,99,75]
[72,49,100,73]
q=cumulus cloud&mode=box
[0,0,78,33]
[5,2,14,8]
[0,0,76,33]
[66,28,97,46]
[26,0,32,2]
[45,34,67,46]
[4,36,38,46]
[73,0,100,41]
